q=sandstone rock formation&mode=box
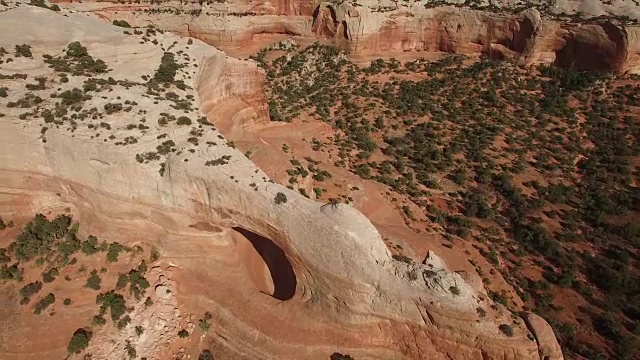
[49,0,640,73]
[0,2,563,359]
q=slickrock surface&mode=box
[0,2,561,359]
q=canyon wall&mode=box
[52,0,640,73]
[0,4,562,359]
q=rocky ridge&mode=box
[0,1,562,359]
[47,0,640,74]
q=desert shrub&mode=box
[127,261,150,300]
[29,0,59,10]
[92,315,107,326]
[104,103,123,114]
[96,291,127,321]
[25,77,46,91]
[198,350,215,360]
[199,312,213,333]
[392,254,412,264]
[85,269,101,290]
[153,52,181,83]
[125,340,136,358]
[81,235,100,255]
[176,116,192,125]
[117,315,131,329]
[63,298,72,305]
[499,324,514,337]
[15,44,32,58]
[330,353,354,360]
[42,267,59,283]
[0,263,22,281]
[67,328,91,354]
[106,242,125,262]
[44,42,108,76]
[205,155,231,166]
[150,247,160,262]
[33,293,55,314]
[178,329,189,338]
[7,93,43,108]
[10,214,72,261]
[58,88,91,106]
[0,248,9,263]
[115,273,129,290]
[274,192,287,204]
[112,20,131,28]
[476,307,487,318]
[19,281,43,303]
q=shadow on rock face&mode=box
[232,227,297,301]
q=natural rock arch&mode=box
[232,227,297,301]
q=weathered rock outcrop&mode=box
[50,0,640,73]
[0,3,562,359]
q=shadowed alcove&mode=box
[232,227,297,301]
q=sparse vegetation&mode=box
[19,281,43,304]
[67,328,91,354]
[29,0,60,11]
[33,292,55,314]
[198,350,215,360]
[14,44,33,58]
[274,192,288,204]
[499,324,514,337]
[113,20,132,28]
[43,42,109,76]
[85,269,102,290]
[199,312,212,333]
[330,353,355,360]
[257,43,640,358]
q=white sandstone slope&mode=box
[0,3,561,359]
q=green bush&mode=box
[199,312,212,333]
[106,242,125,262]
[176,116,192,125]
[274,192,287,204]
[92,315,107,326]
[19,281,43,303]
[153,52,181,83]
[96,291,127,321]
[85,269,101,290]
[33,293,55,314]
[112,20,132,28]
[15,44,32,58]
[42,267,59,283]
[67,328,91,354]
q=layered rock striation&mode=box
[49,0,640,73]
[0,3,562,359]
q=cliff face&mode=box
[0,3,562,359]
[51,0,640,73]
